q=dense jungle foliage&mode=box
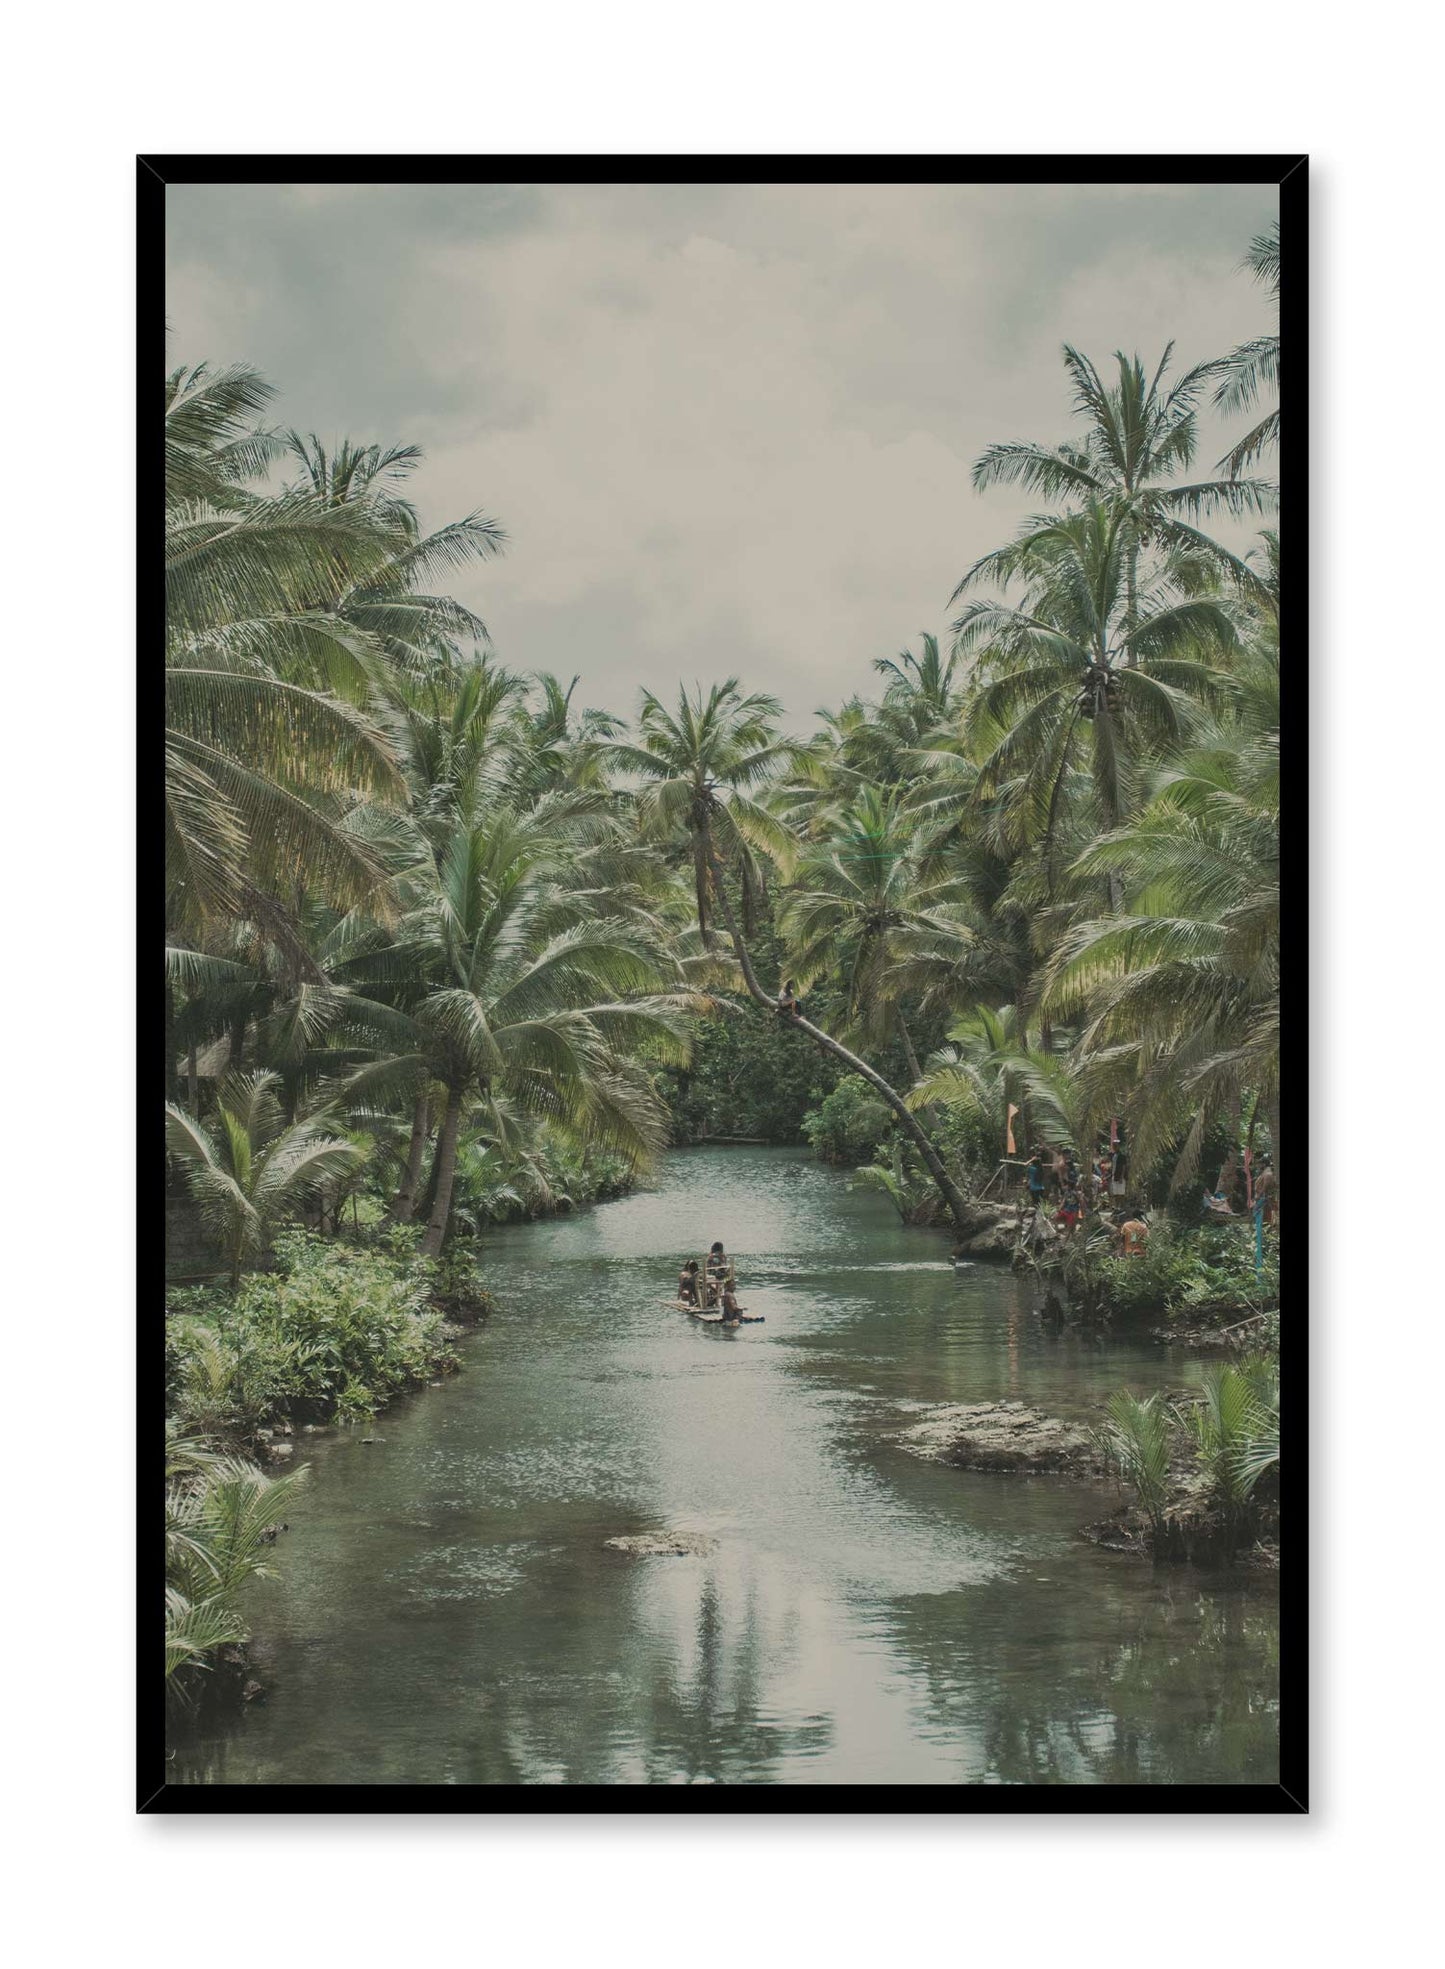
[164,223,1282,1687]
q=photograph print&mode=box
[152,159,1300,1806]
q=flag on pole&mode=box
[1006,1104,1019,1155]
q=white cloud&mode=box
[165,179,1278,721]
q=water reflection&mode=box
[170,1147,1278,1787]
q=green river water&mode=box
[171,1145,1279,1787]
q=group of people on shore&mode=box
[1022,1140,1149,1255]
[677,1242,745,1320]
[1019,1132,1278,1255]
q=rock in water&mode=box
[900,1400,1101,1475]
[604,1531,718,1557]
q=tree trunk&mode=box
[165,979,178,1105]
[421,1084,463,1257]
[707,852,972,1236]
[228,1014,247,1073]
[1264,1094,1280,1179]
[392,1094,431,1222]
[897,1016,923,1086]
[187,1043,199,1117]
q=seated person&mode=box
[677,1260,701,1306]
[776,978,802,1019]
[720,1281,745,1322]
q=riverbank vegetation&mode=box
[164,220,1283,1682]
[1093,1355,1281,1564]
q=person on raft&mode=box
[719,1280,745,1322]
[678,1259,702,1306]
[707,1240,728,1274]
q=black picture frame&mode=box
[142,153,1306,1814]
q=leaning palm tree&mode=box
[164,1070,363,1282]
[613,683,976,1233]
[777,785,976,1077]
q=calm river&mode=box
[172,1146,1279,1787]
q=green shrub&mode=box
[166,1232,461,1437]
[1084,1227,1200,1315]
[428,1245,496,1319]
[1067,1221,1280,1321]
[802,1075,894,1165]
[659,993,843,1143]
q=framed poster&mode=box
[147,156,1303,1810]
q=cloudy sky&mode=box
[166,179,1277,723]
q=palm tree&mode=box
[164,1070,363,1282]
[280,432,505,670]
[1041,642,1279,1184]
[508,672,624,798]
[165,1428,308,1686]
[164,360,280,508]
[326,799,700,1254]
[165,365,412,936]
[953,500,1239,902]
[605,680,801,943]
[614,684,975,1233]
[871,632,966,745]
[1212,221,1281,480]
[971,342,1275,625]
[777,785,975,1076]
[907,1004,1083,1169]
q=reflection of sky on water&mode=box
[171,1148,1278,1787]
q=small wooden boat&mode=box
[657,1298,764,1323]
